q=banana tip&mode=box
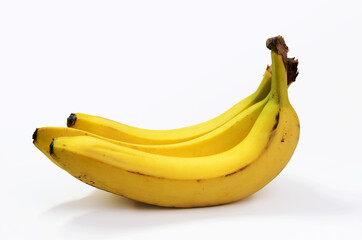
[67,113,77,127]
[32,128,38,143]
[49,139,55,155]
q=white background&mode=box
[1,0,362,239]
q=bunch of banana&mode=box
[33,36,299,207]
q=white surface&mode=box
[1,0,362,239]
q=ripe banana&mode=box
[67,67,272,145]
[33,127,94,168]
[34,68,273,159]
[34,93,268,160]
[47,36,300,207]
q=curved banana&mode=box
[49,36,300,207]
[119,95,269,157]
[33,127,94,168]
[67,68,272,145]
[34,94,268,159]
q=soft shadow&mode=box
[42,177,353,236]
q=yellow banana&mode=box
[33,127,94,168]
[51,97,278,180]
[47,36,300,207]
[122,95,269,156]
[34,93,268,159]
[67,68,272,145]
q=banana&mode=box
[67,68,272,145]
[34,94,268,160]
[33,127,94,168]
[120,95,269,156]
[48,36,300,207]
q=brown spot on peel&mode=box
[273,112,280,130]
[224,165,250,177]
[276,112,280,121]
[281,132,288,143]
[127,170,165,179]
[49,139,55,155]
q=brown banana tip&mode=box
[32,128,38,143]
[67,113,77,127]
[49,139,55,155]
[266,35,289,57]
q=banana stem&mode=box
[266,36,298,106]
[271,52,290,106]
